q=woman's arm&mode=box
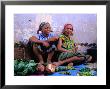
[72,43,78,52]
[46,36,58,42]
[29,36,49,47]
[57,38,72,52]
[29,36,43,44]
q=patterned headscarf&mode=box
[64,24,73,31]
[62,24,73,35]
[37,22,50,34]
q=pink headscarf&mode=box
[64,24,73,31]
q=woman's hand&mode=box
[66,49,77,53]
[66,50,73,53]
[42,41,50,47]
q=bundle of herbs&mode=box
[55,66,76,72]
[78,67,93,76]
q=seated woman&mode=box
[46,23,92,73]
[29,22,58,73]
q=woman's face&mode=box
[41,23,51,35]
[63,24,73,36]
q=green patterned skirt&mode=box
[58,52,87,61]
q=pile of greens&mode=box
[59,71,71,75]
[55,66,76,75]
[14,59,37,76]
[78,67,93,76]
[55,66,76,72]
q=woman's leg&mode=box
[45,56,82,73]
[53,56,84,67]
[33,45,44,64]
[47,51,54,64]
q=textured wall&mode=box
[14,14,97,45]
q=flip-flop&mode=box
[85,55,92,63]
[45,64,56,73]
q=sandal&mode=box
[45,64,56,73]
[78,55,92,64]
[85,55,92,63]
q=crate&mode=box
[14,48,25,59]
[14,47,32,59]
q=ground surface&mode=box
[47,62,97,76]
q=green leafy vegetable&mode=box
[14,59,37,76]
[55,66,76,72]
[59,71,71,75]
[78,67,93,76]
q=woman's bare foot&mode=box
[52,61,62,67]
[36,63,45,73]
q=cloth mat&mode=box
[48,64,97,76]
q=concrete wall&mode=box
[14,14,97,45]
